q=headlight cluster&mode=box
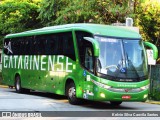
[91,79,111,89]
[91,79,149,93]
[140,84,149,90]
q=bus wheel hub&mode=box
[68,87,75,98]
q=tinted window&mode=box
[75,31,94,71]
[47,35,58,55]
[49,32,76,60]
[63,32,75,60]
[34,36,46,55]
[3,32,76,61]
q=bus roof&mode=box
[5,23,141,39]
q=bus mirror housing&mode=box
[144,41,158,60]
[83,37,100,57]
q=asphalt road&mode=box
[0,87,160,119]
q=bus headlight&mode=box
[140,84,149,90]
[144,94,148,99]
[100,93,106,98]
[91,79,111,89]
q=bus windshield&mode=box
[95,36,148,81]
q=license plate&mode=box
[122,95,131,99]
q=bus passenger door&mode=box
[75,31,95,100]
[82,45,94,100]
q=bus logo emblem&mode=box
[4,42,13,54]
[125,89,129,92]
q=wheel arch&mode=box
[65,77,81,104]
[14,73,20,85]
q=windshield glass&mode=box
[95,36,148,81]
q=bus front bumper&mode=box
[92,86,149,102]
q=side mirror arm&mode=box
[83,37,100,57]
[144,41,158,60]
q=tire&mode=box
[15,76,30,93]
[66,82,80,105]
[110,101,122,106]
[15,76,23,93]
[8,86,13,89]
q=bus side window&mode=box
[35,36,40,55]
[75,31,93,72]
[20,39,25,55]
[85,46,93,72]
[22,37,30,55]
[48,34,59,55]
[63,32,76,61]
[58,34,64,55]
[15,39,21,55]
[77,40,94,72]
[38,36,46,55]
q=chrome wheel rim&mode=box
[16,78,20,90]
[68,87,75,99]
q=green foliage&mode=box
[0,0,160,50]
[39,0,160,47]
[0,0,42,48]
[39,0,133,26]
[0,0,41,34]
[39,0,69,26]
[149,80,160,101]
[135,0,160,44]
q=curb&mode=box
[0,85,8,88]
[146,100,160,105]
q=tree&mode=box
[135,0,160,44]
[38,0,70,26]
[0,0,42,47]
[39,0,133,26]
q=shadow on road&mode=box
[10,90,67,100]
[79,100,137,110]
[9,88,137,110]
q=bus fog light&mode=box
[144,94,148,99]
[100,93,105,98]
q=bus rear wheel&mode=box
[15,76,30,93]
[66,82,80,105]
[110,101,122,106]
[15,76,23,93]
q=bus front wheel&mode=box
[66,82,80,105]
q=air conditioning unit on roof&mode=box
[126,18,133,27]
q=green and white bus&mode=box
[2,24,158,105]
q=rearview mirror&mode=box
[144,41,158,60]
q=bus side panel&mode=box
[2,55,15,87]
[45,55,64,94]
